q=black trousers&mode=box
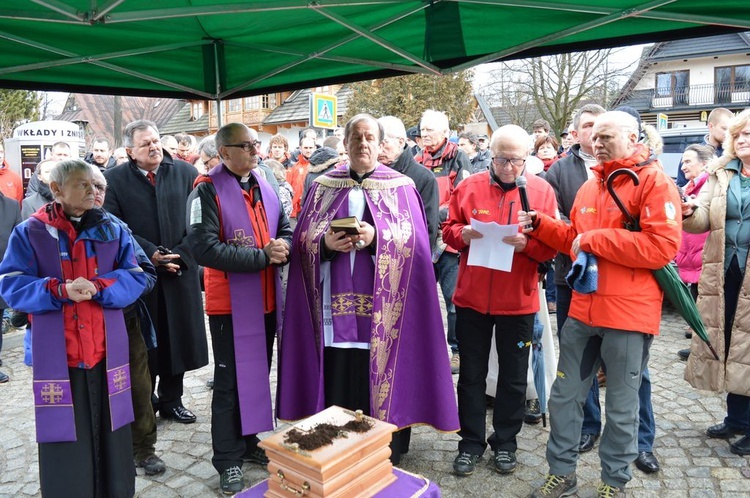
[323,347,411,465]
[39,362,135,498]
[456,306,534,455]
[149,284,184,410]
[209,313,275,473]
[125,307,157,461]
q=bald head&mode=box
[490,125,530,183]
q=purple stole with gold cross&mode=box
[209,163,280,435]
[27,218,134,443]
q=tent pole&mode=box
[214,42,223,129]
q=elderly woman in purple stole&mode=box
[277,114,459,464]
[0,159,148,498]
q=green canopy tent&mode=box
[0,1,748,101]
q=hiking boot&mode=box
[596,482,625,498]
[450,353,460,374]
[220,466,244,495]
[242,446,269,466]
[524,399,542,424]
[452,451,481,476]
[531,473,577,498]
[137,454,166,475]
[493,450,517,474]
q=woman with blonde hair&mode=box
[682,108,750,456]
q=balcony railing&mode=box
[618,83,750,110]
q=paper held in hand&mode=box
[330,216,361,235]
[467,218,517,272]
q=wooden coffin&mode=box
[259,406,397,498]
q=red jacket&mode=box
[286,154,310,218]
[443,171,557,315]
[531,144,682,335]
[0,160,23,203]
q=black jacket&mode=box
[389,148,440,251]
[103,154,208,374]
[543,144,591,285]
[187,171,293,273]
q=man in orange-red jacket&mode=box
[522,111,682,498]
[443,124,557,477]
[0,142,23,203]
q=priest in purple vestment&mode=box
[277,114,460,465]
[0,159,148,498]
[187,123,292,495]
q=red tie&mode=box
[147,171,156,186]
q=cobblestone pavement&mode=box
[1,306,749,497]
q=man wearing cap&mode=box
[406,125,422,157]
[458,132,491,174]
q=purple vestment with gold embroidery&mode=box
[277,164,459,431]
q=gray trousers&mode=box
[546,317,652,487]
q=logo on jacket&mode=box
[664,201,677,225]
[227,229,255,248]
[580,206,597,215]
[472,208,490,215]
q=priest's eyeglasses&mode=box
[491,156,526,167]
[225,140,262,152]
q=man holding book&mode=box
[277,113,459,464]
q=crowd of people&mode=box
[0,104,748,498]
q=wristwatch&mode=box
[355,239,366,250]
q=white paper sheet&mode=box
[466,218,518,272]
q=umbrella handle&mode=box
[606,168,640,230]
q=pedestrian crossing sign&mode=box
[310,93,337,129]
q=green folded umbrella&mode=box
[606,168,719,361]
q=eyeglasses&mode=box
[492,157,526,167]
[94,183,107,192]
[224,141,261,152]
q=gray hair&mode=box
[378,116,407,140]
[215,122,254,151]
[572,104,606,131]
[122,119,158,148]
[198,135,218,159]
[684,144,715,164]
[420,109,450,134]
[344,113,384,143]
[49,159,93,187]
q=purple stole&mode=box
[329,204,375,343]
[27,218,134,443]
[208,163,279,435]
[278,165,460,431]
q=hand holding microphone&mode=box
[515,175,534,230]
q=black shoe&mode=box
[219,466,244,495]
[524,399,542,424]
[452,452,481,476]
[0,371,8,383]
[207,379,214,389]
[677,348,690,361]
[160,406,197,424]
[730,435,750,455]
[579,433,599,453]
[242,447,269,466]
[634,451,659,473]
[151,394,160,414]
[137,454,166,475]
[493,450,517,474]
[685,331,693,339]
[707,422,746,439]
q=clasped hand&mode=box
[263,238,290,264]
[65,277,97,302]
[324,221,376,253]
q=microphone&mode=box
[515,175,532,229]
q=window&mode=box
[263,94,277,109]
[228,99,242,112]
[244,96,261,109]
[211,101,226,114]
[655,70,689,104]
[715,65,750,103]
[191,102,204,120]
